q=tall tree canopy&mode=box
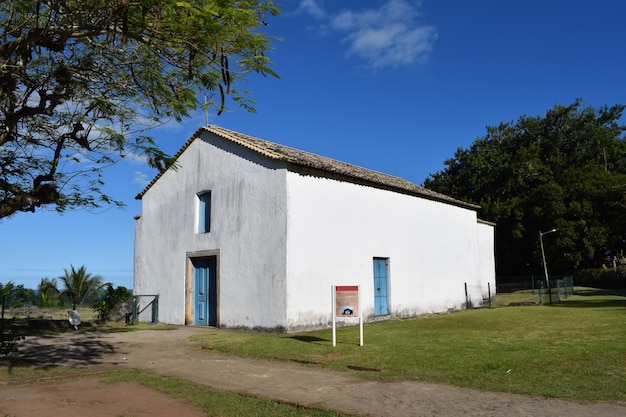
[424,100,626,275]
[0,0,279,218]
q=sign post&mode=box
[332,285,363,347]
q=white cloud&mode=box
[122,151,148,165]
[302,0,437,70]
[297,0,326,19]
[133,171,150,187]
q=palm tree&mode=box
[37,278,59,308]
[59,265,104,309]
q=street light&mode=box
[539,228,557,303]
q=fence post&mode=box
[531,275,535,294]
[132,296,138,323]
[152,295,159,324]
[568,276,574,297]
[488,282,492,308]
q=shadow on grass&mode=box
[9,319,97,336]
[574,288,626,297]
[547,288,626,308]
[288,335,329,344]
[550,299,626,308]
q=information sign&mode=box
[335,285,359,317]
[332,285,363,347]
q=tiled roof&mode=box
[136,125,479,211]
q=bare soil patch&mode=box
[0,378,206,417]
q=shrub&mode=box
[93,284,132,322]
[0,328,24,356]
[574,268,626,288]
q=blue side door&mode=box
[373,258,389,316]
[193,257,217,326]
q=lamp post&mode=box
[539,228,557,303]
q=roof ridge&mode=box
[136,125,479,211]
[201,125,478,210]
[204,125,285,160]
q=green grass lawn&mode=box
[190,289,626,402]
[2,289,624,406]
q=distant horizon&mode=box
[2,272,133,292]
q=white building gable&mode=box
[134,126,495,331]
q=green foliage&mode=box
[1,292,26,356]
[1,267,132,318]
[92,284,132,322]
[0,328,24,357]
[0,0,280,218]
[424,99,626,275]
[0,281,35,308]
[36,278,60,308]
[59,265,104,308]
[574,268,626,288]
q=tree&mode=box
[0,0,279,218]
[37,277,60,307]
[0,281,35,307]
[92,283,132,322]
[59,265,104,308]
[424,100,626,275]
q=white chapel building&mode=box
[133,125,496,332]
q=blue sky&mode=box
[2,0,625,290]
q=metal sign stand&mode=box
[332,285,363,347]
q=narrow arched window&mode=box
[197,191,211,233]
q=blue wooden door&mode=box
[373,258,389,316]
[193,257,217,326]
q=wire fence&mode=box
[552,276,575,301]
[496,275,549,294]
[466,276,574,309]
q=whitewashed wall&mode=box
[476,220,497,295]
[284,171,487,331]
[135,130,495,331]
[135,132,289,328]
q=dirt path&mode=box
[2,326,625,417]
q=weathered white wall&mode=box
[476,220,497,296]
[284,171,486,331]
[135,132,289,328]
[135,130,496,331]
